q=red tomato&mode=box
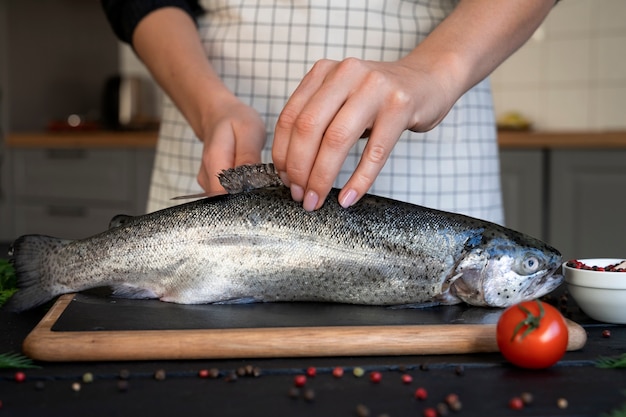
[496,300,568,369]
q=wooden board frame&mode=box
[22,294,588,362]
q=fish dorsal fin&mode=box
[218,163,284,194]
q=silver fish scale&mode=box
[39,186,485,306]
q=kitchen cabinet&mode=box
[2,133,155,241]
[499,150,545,241]
[548,150,626,261]
[500,144,626,262]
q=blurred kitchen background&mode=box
[0,0,625,261]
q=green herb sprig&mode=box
[0,352,40,369]
[596,353,626,369]
[0,258,17,307]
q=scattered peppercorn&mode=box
[509,397,524,410]
[14,372,26,383]
[71,382,81,392]
[198,369,210,378]
[602,329,611,338]
[520,392,534,405]
[294,374,307,387]
[82,372,94,383]
[236,367,247,377]
[306,366,317,377]
[209,368,220,378]
[355,404,370,417]
[414,387,428,400]
[369,371,382,384]
[332,367,344,378]
[567,259,626,272]
[287,387,300,399]
[455,365,465,376]
[401,374,413,384]
[353,367,365,377]
[117,380,129,392]
[423,407,437,417]
[154,369,166,381]
[251,367,262,377]
[303,388,315,402]
[557,398,568,409]
[420,363,430,371]
[436,402,450,416]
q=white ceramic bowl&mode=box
[563,258,626,324]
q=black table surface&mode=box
[1,294,625,417]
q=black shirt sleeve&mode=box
[100,0,204,45]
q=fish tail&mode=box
[4,235,70,313]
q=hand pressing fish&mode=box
[6,164,563,312]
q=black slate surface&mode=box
[51,291,507,332]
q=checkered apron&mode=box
[148,0,503,224]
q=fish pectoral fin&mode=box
[111,284,158,300]
[212,297,260,305]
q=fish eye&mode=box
[520,255,540,274]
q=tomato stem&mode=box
[510,300,545,341]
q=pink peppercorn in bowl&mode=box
[563,258,626,324]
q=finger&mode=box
[337,112,407,208]
[302,92,381,211]
[233,122,265,167]
[198,125,236,193]
[273,60,341,194]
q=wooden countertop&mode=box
[5,130,158,149]
[5,130,626,149]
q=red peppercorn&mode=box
[294,374,307,387]
[332,367,344,378]
[415,387,428,400]
[509,397,524,410]
[401,374,413,384]
[14,371,26,383]
[445,393,459,406]
[602,329,611,338]
[423,407,437,417]
[198,369,209,378]
[306,367,317,377]
[369,371,382,383]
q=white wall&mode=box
[492,0,626,131]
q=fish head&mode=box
[450,234,563,308]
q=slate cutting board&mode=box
[22,293,587,362]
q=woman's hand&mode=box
[272,56,455,212]
[197,97,266,194]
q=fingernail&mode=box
[339,189,357,208]
[303,190,319,212]
[278,171,290,187]
[291,184,304,202]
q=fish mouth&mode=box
[522,267,564,299]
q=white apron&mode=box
[148,0,504,224]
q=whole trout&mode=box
[6,164,563,312]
